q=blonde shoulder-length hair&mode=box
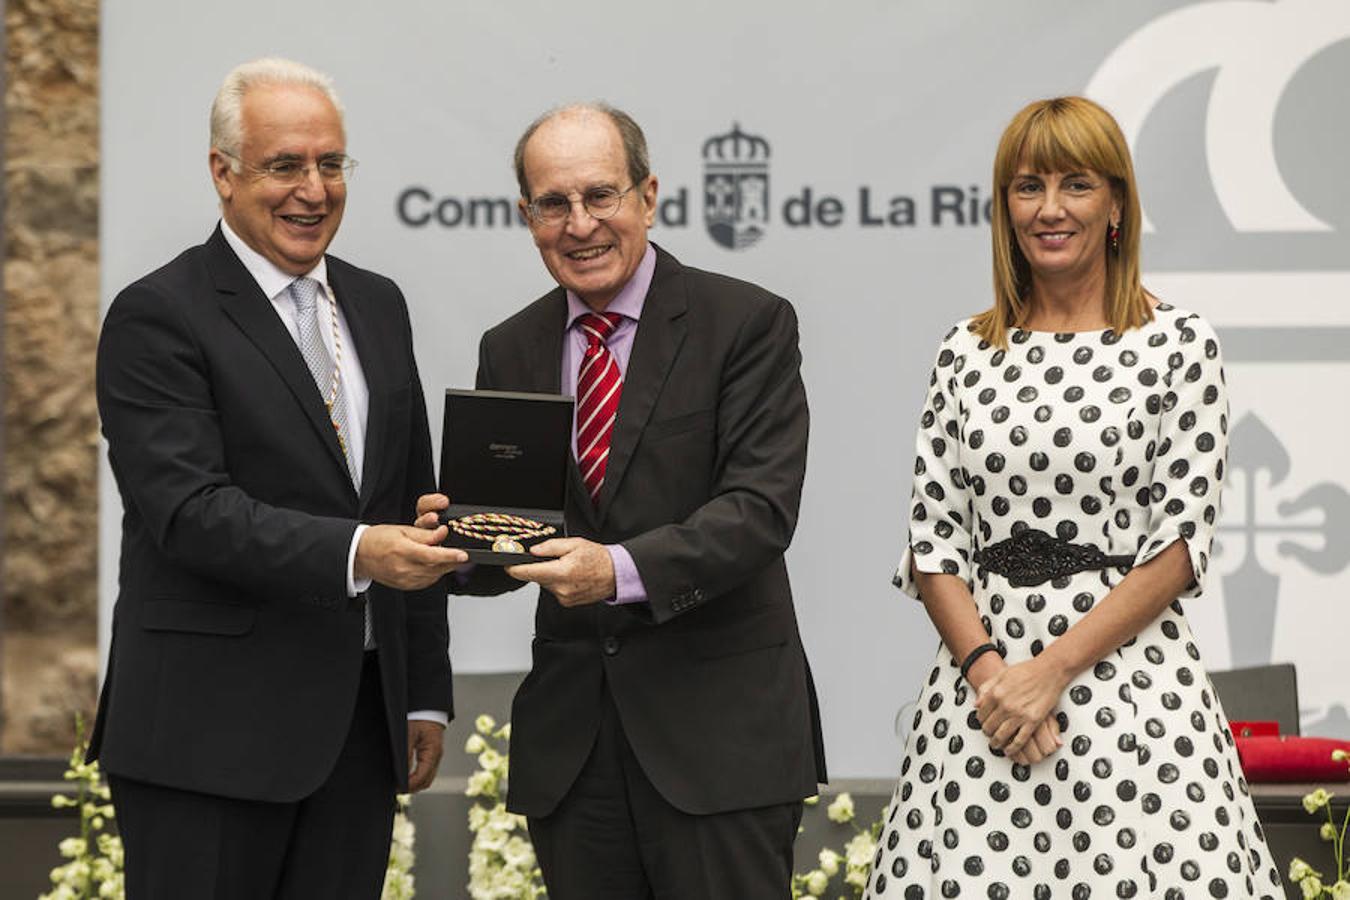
[972,96,1151,349]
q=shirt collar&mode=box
[220,217,329,300]
[565,243,656,328]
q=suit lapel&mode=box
[526,293,567,394]
[595,250,688,525]
[207,230,355,495]
[329,263,387,512]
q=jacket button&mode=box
[602,636,620,656]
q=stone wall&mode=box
[1,0,101,754]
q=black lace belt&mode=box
[975,529,1134,587]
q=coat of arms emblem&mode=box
[703,123,770,250]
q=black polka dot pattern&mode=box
[873,308,1279,898]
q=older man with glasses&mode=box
[422,102,827,899]
[90,57,465,898]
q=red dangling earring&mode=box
[1108,221,1121,253]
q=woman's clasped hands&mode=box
[970,655,1069,767]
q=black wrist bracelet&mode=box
[959,642,1001,680]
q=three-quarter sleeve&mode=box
[894,326,976,600]
[1133,313,1229,597]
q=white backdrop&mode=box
[100,0,1350,777]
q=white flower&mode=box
[844,867,869,890]
[485,803,520,832]
[1302,788,1333,814]
[1322,822,1338,842]
[477,825,509,853]
[478,748,504,773]
[501,834,536,870]
[818,847,841,876]
[468,804,489,831]
[1329,881,1350,900]
[842,831,874,879]
[39,882,75,900]
[381,869,415,900]
[804,869,828,895]
[826,792,855,824]
[1332,748,1348,763]
[802,794,819,806]
[475,714,497,735]
[388,842,414,874]
[465,734,487,754]
[465,770,496,798]
[392,814,416,848]
[1302,875,1325,899]
[58,838,87,859]
[1290,858,1321,882]
[497,722,512,740]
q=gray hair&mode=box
[210,58,344,167]
[513,102,650,199]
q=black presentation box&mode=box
[438,389,574,565]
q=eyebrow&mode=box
[537,182,621,196]
[260,151,345,165]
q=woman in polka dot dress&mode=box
[866,97,1281,899]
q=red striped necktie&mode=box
[576,312,624,504]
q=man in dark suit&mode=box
[423,103,825,898]
[91,58,466,899]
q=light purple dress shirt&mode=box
[561,244,656,605]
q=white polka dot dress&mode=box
[867,306,1282,899]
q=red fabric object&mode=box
[1233,736,1350,783]
[1229,720,1280,738]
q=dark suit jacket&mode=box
[457,245,826,817]
[88,226,452,802]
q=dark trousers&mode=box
[528,687,803,900]
[109,652,397,900]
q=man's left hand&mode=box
[506,538,616,607]
[407,720,445,792]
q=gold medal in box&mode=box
[447,512,557,555]
[437,389,573,565]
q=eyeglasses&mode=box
[525,183,638,224]
[221,151,358,186]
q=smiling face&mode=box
[210,83,347,275]
[518,110,657,311]
[1007,164,1121,288]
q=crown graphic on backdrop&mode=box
[702,123,771,251]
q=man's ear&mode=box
[209,149,235,202]
[640,175,659,228]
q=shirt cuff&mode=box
[605,544,648,605]
[348,524,372,597]
[408,710,449,727]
